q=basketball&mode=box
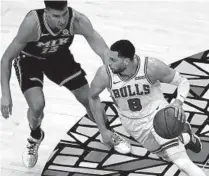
[153,107,184,139]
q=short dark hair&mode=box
[110,40,135,60]
[44,0,67,10]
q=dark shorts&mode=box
[13,51,88,93]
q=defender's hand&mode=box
[1,95,13,119]
[170,99,186,123]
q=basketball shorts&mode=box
[119,99,185,161]
[13,51,87,93]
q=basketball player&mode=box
[1,1,130,168]
[89,40,206,176]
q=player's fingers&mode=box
[183,114,186,123]
[1,106,5,117]
[1,105,3,114]
[5,107,10,118]
[174,106,179,119]
[178,107,182,121]
[1,106,9,119]
[182,109,186,122]
[9,104,12,115]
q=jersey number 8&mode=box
[127,98,142,111]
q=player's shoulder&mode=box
[25,10,38,19]
[146,56,172,83]
[71,8,93,35]
[146,56,159,65]
[72,8,90,26]
[22,10,40,27]
[146,56,166,71]
[145,56,163,80]
[73,8,85,20]
[15,9,41,43]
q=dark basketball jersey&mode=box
[22,7,74,58]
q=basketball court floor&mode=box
[0,0,209,176]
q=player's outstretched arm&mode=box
[88,66,115,147]
[73,10,109,64]
[1,11,39,119]
[146,57,190,122]
[88,66,109,132]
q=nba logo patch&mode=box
[62,29,69,36]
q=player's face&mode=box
[45,6,69,31]
[108,51,127,74]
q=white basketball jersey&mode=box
[106,55,165,119]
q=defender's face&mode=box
[108,51,127,74]
[45,6,69,31]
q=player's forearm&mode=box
[89,96,108,132]
[87,31,109,64]
[176,78,190,103]
[1,58,12,96]
[170,72,190,104]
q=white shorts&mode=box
[119,99,185,160]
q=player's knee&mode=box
[77,94,89,108]
[172,156,193,173]
[72,83,90,107]
[82,99,90,109]
[29,98,45,114]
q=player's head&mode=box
[109,40,135,74]
[44,0,69,31]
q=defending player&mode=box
[1,0,130,168]
[89,40,206,176]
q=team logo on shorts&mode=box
[62,29,70,36]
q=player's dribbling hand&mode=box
[101,129,115,148]
[170,99,186,123]
[1,95,13,119]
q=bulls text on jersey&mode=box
[112,83,150,98]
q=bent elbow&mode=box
[1,57,12,69]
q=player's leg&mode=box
[66,79,109,124]
[179,122,202,153]
[44,52,95,120]
[66,80,94,121]
[13,54,45,168]
[24,87,45,138]
[168,150,207,176]
[123,98,205,175]
[22,87,45,168]
[146,125,206,175]
[141,130,206,175]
